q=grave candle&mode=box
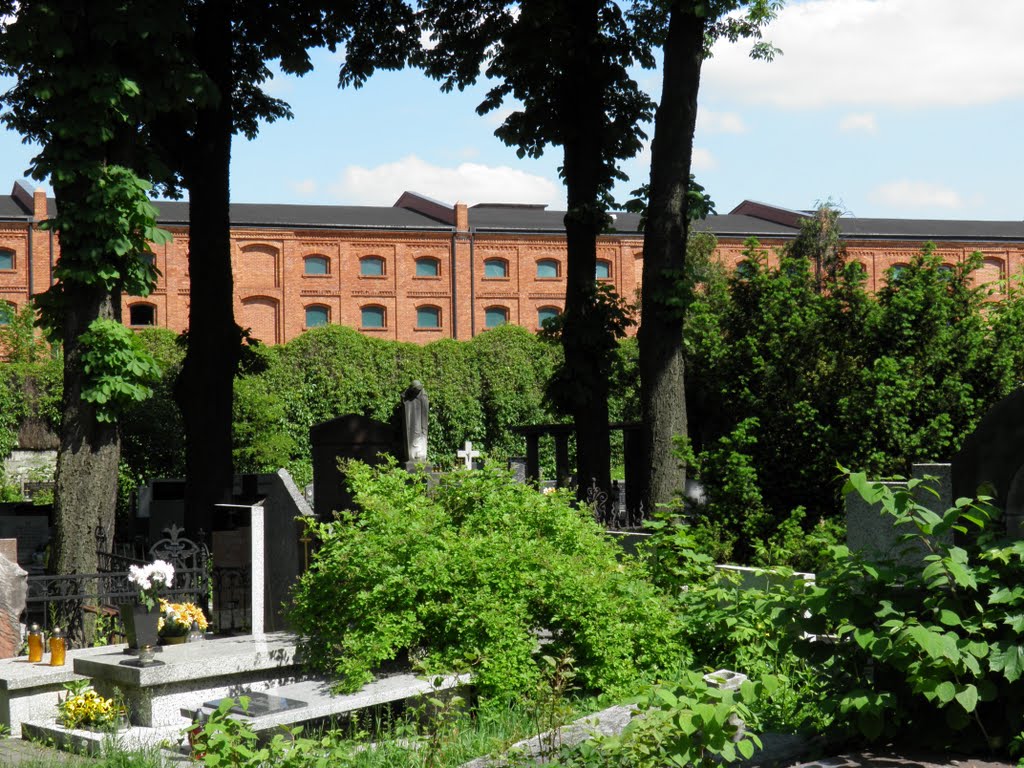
[48,627,66,666]
[26,623,43,662]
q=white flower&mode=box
[128,560,175,593]
[128,564,151,591]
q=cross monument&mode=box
[457,441,481,470]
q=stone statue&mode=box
[402,381,429,463]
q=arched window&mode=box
[979,257,1005,287]
[128,304,156,327]
[304,255,329,275]
[889,263,909,284]
[0,249,13,270]
[735,260,755,279]
[537,306,560,327]
[536,259,559,279]
[360,256,385,277]
[485,306,509,328]
[937,263,955,280]
[416,306,441,329]
[305,305,329,328]
[595,260,612,279]
[361,305,386,329]
[484,258,508,278]
[415,257,440,277]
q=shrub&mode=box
[289,461,685,699]
[795,470,1024,753]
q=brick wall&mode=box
[0,215,1018,346]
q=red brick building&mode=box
[2,180,1021,344]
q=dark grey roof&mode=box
[836,217,1024,242]
[468,206,644,235]
[0,195,30,219]
[695,214,800,238]
[152,200,451,231]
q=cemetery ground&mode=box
[3,462,1023,768]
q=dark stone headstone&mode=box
[953,387,1024,537]
[310,414,399,521]
[508,457,527,484]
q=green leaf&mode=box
[934,681,955,703]
[954,684,978,713]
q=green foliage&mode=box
[795,471,1024,751]
[685,232,1022,558]
[289,462,684,699]
[77,319,162,423]
[233,324,561,480]
[554,672,765,768]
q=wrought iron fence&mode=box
[24,569,209,648]
[23,521,253,647]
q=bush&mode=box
[289,461,685,699]
[795,470,1024,753]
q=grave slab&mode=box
[0,644,114,736]
[182,672,472,734]
[74,633,303,728]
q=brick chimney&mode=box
[33,187,48,220]
[454,202,469,232]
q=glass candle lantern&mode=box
[48,626,66,667]
[27,623,43,663]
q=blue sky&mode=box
[3,0,1023,221]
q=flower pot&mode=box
[160,634,187,645]
[122,604,160,650]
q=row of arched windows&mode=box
[481,257,612,280]
[301,254,615,280]
[302,255,443,277]
[302,304,561,331]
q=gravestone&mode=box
[401,381,430,470]
[0,552,27,659]
[846,462,952,564]
[508,457,527,484]
[309,414,399,521]
[0,507,50,571]
[953,387,1024,537]
[208,470,314,634]
[457,440,481,470]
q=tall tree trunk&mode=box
[638,4,706,512]
[562,0,612,503]
[51,279,120,579]
[176,0,239,539]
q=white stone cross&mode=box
[457,440,481,470]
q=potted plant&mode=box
[122,560,175,650]
[159,599,208,645]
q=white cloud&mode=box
[869,180,974,211]
[703,0,1024,108]
[288,179,318,198]
[327,155,562,206]
[692,148,717,171]
[697,109,747,135]
[838,113,877,135]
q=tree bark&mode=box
[175,0,239,539]
[638,5,706,512]
[51,280,120,580]
[561,0,612,503]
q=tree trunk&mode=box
[561,0,612,504]
[176,0,239,539]
[51,280,120,582]
[638,5,706,513]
